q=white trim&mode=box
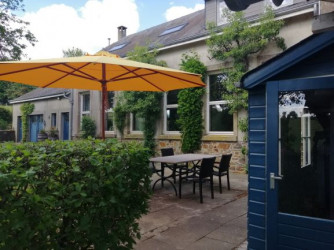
[9,94,65,104]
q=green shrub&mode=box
[0,106,12,130]
[81,116,96,138]
[0,139,152,249]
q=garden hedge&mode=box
[0,139,152,249]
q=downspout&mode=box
[63,90,73,140]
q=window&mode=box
[109,43,127,52]
[207,74,233,133]
[164,90,181,133]
[105,92,114,132]
[51,113,57,128]
[266,0,293,9]
[159,24,187,36]
[80,92,90,119]
[217,0,228,26]
[131,113,144,132]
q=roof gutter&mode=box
[9,93,69,104]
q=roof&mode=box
[241,30,334,89]
[104,10,207,57]
[10,88,70,104]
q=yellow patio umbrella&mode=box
[0,52,205,139]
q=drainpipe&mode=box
[63,90,73,140]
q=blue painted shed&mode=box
[241,31,334,249]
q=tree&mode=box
[114,45,166,154]
[0,0,37,61]
[177,51,207,153]
[207,7,286,113]
[20,102,34,142]
[0,0,37,104]
[63,47,86,57]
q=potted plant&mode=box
[37,129,48,141]
[48,127,59,140]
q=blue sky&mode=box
[18,0,204,59]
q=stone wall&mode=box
[157,140,247,173]
[0,130,15,142]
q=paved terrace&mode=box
[135,172,248,250]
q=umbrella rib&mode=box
[0,63,65,77]
[109,71,157,82]
[108,68,142,81]
[60,63,100,81]
[119,65,164,91]
[154,70,204,87]
[42,63,93,88]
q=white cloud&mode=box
[164,3,204,21]
[22,0,139,59]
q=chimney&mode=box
[117,26,127,41]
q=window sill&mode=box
[157,134,181,140]
[202,134,237,142]
[124,134,144,139]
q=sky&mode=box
[16,0,204,59]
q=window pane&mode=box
[83,94,90,111]
[132,113,144,131]
[106,112,113,131]
[209,74,228,102]
[209,104,233,132]
[279,90,334,220]
[51,113,57,127]
[107,92,114,109]
[166,108,180,131]
[167,90,180,105]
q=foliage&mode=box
[114,45,166,154]
[238,117,248,141]
[0,0,37,61]
[80,116,96,139]
[0,139,152,249]
[177,51,207,153]
[20,103,34,142]
[0,106,12,129]
[207,7,286,113]
[113,99,127,138]
[0,82,35,104]
[62,47,86,57]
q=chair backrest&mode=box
[200,157,216,178]
[219,154,232,172]
[161,147,174,156]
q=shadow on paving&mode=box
[135,172,248,250]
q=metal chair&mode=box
[179,157,216,203]
[213,154,232,193]
[161,148,188,183]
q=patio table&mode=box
[150,154,218,196]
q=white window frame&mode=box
[105,91,115,134]
[164,92,180,134]
[206,73,234,135]
[80,92,90,120]
[217,0,228,26]
[301,112,311,167]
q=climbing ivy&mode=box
[207,7,286,113]
[113,45,166,154]
[20,103,34,142]
[177,51,207,153]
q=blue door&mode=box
[29,115,43,142]
[17,116,22,142]
[267,77,334,249]
[61,112,69,140]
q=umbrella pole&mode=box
[101,82,107,140]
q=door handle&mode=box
[270,173,283,189]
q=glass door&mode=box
[267,78,334,249]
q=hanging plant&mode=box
[177,51,207,153]
[20,103,34,142]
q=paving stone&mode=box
[184,237,235,250]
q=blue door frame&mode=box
[61,112,69,140]
[29,115,43,142]
[267,77,334,249]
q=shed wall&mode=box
[248,87,267,249]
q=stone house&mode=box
[10,0,317,171]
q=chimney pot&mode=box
[117,26,127,41]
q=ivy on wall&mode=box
[20,103,34,142]
[113,45,166,155]
[177,52,207,153]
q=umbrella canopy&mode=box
[0,52,205,139]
